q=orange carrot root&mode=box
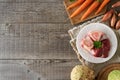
[70,0,93,18]
[81,1,100,20]
[95,0,110,15]
[67,0,85,10]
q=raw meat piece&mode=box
[91,39,110,57]
[101,39,111,58]
[88,31,104,41]
[102,39,111,51]
[81,36,93,52]
[81,30,111,58]
[102,52,109,58]
[91,48,103,57]
[100,34,108,40]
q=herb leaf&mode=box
[70,0,75,2]
[94,41,102,48]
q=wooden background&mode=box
[0,0,119,80]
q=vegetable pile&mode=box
[67,0,110,20]
[101,1,120,30]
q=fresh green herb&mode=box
[70,0,75,2]
[94,41,102,48]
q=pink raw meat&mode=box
[90,39,110,57]
[91,48,103,57]
[100,34,108,40]
[81,36,93,52]
[89,31,104,41]
[81,30,111,58]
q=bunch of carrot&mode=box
[67,0,110,20]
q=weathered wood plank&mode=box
[0,54,120,80]
[0,2,68,23]
[0,0,119,80]
[0,63,43,80]
[0,23,76,59]
[0,0,118,24]
[0,59,80,80]
[29,60,79,80]
[0,0,61,3]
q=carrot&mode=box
[81,0,101,20]
[67,0,85,10]
[70,0,93,18]
[95,0,110,15]
[112,1,120,8]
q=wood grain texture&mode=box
[0,60,80,80]
[28,59,80,80]
[0,0,77,79]
[0,23,76,59]
[0,2,69,23]
[0,0,61,3]
[0,0,119,80]
[0,63,41,80]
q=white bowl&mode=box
[76,23,118,63]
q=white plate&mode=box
[76,23,118,63]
